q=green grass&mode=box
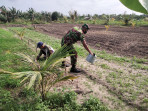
[0,28,35,72]
[100,64,110,69]
[0,28,48,111]
[2,27,147,111]
[0,28,110,111]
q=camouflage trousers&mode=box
[61,44,77,66]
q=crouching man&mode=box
[36,42,54,61]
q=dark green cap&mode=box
[82,24,89,29]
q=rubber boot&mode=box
[70,65,81,73]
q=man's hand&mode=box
[82,40,93,55]
[35,59,40,70]
[90,52,93,55]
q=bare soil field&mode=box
[33,23,148,58]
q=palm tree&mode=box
[0,45,78,100]
[16,10,23,19]
[0,6,7,17]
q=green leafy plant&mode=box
[105,25,110,31]
[0,45,78,100]
[63,16,68,23]
[81,97,109,111]
[120,0,148,14]
[124,18,130,26]
[27,8,35,22]
[44,91,77,109]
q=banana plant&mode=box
[119,0,148,14]
[0,45,78,100]
[9,7,17,22]
[0,5,9,22]
[27,8,35,21]
[0,6,7,17]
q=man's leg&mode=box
[61,43,70,67]
[70,45,81,73]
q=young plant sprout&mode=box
[131,22,136,28]
[105,25,110,31]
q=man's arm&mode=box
[49,50,54,54]
[82,40,93,55]
[36,50,42,60]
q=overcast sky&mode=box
[0,0,142,15]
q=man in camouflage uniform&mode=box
[61,24,93,73]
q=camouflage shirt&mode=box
[61,27,84,46]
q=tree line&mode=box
[0,5,147,24]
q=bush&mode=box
[51,11,59,21]
[44,91,77,109]
[17,89,48,111]
[124,18,131,26]
[44,91,110,111]
[14,18,27,24]
[0,88,48,111]
[81,97,110,111]
[32,19,42,24]
[0,14,7,23]
[0,89,18,111]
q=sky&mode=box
[0,0,142,15]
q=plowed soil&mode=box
[34,23,148,58]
